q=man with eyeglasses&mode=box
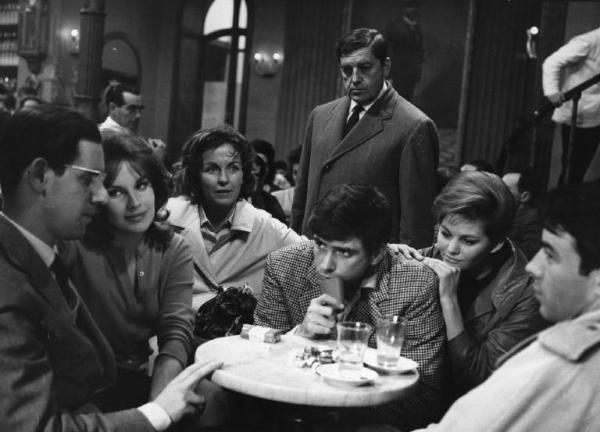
[0,105,220,431]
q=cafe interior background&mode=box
[2,0,600,188]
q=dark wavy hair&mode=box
[336,28,388,65]
[541,180,600,276]
[309,183,391,257]
[0,105,101,199]
[179,125,255,205]
[432,171,516,244]
[83,133,172,248]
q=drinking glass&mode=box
[376,315,407,368]
[336,321,372,372]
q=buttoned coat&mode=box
[255,241,446,429]
[0,215,152,432]
[166,197,301,308]
[291,86,439,247]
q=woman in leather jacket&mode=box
[400,171,549,400]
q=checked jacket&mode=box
[254,241,447,429]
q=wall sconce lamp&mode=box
[253,52,283,78]
[69,28,80,56]
[526,26,539,59]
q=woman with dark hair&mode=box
[166,125,301,309]
[399,171,548,399]
[60,134,194,410]
[249,153,287,223]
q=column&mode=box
[74,0,105,121]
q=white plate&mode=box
[315,364,378,387]
[363,349,418,374]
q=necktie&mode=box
[51,256,76,309]
[343,105,363,137]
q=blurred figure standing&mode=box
[543,26,600,185]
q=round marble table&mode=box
[195,334,418,407]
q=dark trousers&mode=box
[560,124,600,185]
[93,368,151,412]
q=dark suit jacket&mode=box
[291,86,439,247]
[255,241,447,429]
[0,215,152,431]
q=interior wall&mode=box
[462,0,542,167]
[28,0,177,142]
[244,0,285,148]
[273,0,346,162]
[103,0,179,141]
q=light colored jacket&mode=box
[542,26,600,127]
[166,197,301,309]
[416,309,600,432]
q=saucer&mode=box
[315,364,378,387]
[363,349,418,374]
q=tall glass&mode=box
[376,315,407,368]
[336,321,372,372]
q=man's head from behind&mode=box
[308,184,391,285]
[502,169,540,206]
[526,181,600,322]
[104,82,143,133]
[0,105,106,245]
[336,28,391,106]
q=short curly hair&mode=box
[179,125,255,205]
[432,171,516,244]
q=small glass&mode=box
[336,321,372,372]
[376,315,407,368]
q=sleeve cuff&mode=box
[138,402,172,431]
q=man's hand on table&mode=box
[153,360,222,422]
[297,294,344,338]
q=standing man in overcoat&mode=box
[291,27,439,247]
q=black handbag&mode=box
[194,285,257,340]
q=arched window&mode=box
[200,0,249,129]
[170,0,251,156]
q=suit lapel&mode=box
[0,215,74,316]
[322,98,350,158]
[325,88,395,165]
[0,215,116,388]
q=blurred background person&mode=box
[460,158,494,173]
[543,26,600,185]
[249,151,287,223]
[502,169,543,259]
[272,146,302,224]
[384,0,424,101]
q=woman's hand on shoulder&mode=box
[388,243,423,260]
